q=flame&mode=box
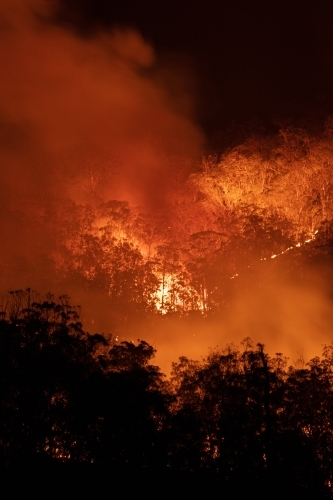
[155,273,173,313]
[226,230,319,283]
[261,230,319,261]
[154,272,205,314]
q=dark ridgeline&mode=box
[0,289,332,497]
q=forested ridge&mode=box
[1,289,333,496]
[4,120,333,331]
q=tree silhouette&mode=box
[1,290,332,496]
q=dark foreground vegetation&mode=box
[1,290,333,497]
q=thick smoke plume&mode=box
[0,2,203,207]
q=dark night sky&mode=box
[54,0,333,132]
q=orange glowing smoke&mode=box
[0,0,203,210]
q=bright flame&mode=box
[154,272,205,314]
[261,230,319,261]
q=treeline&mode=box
[1,290,332,496]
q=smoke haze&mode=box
[146,264,333,374]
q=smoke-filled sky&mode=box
[1,0,206,206]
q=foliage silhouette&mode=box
[0,289,332,497]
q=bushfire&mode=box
[2,0,333,381]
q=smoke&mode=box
[0,0,203,202]
[223,263,333,360]
[0,0,203,288]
